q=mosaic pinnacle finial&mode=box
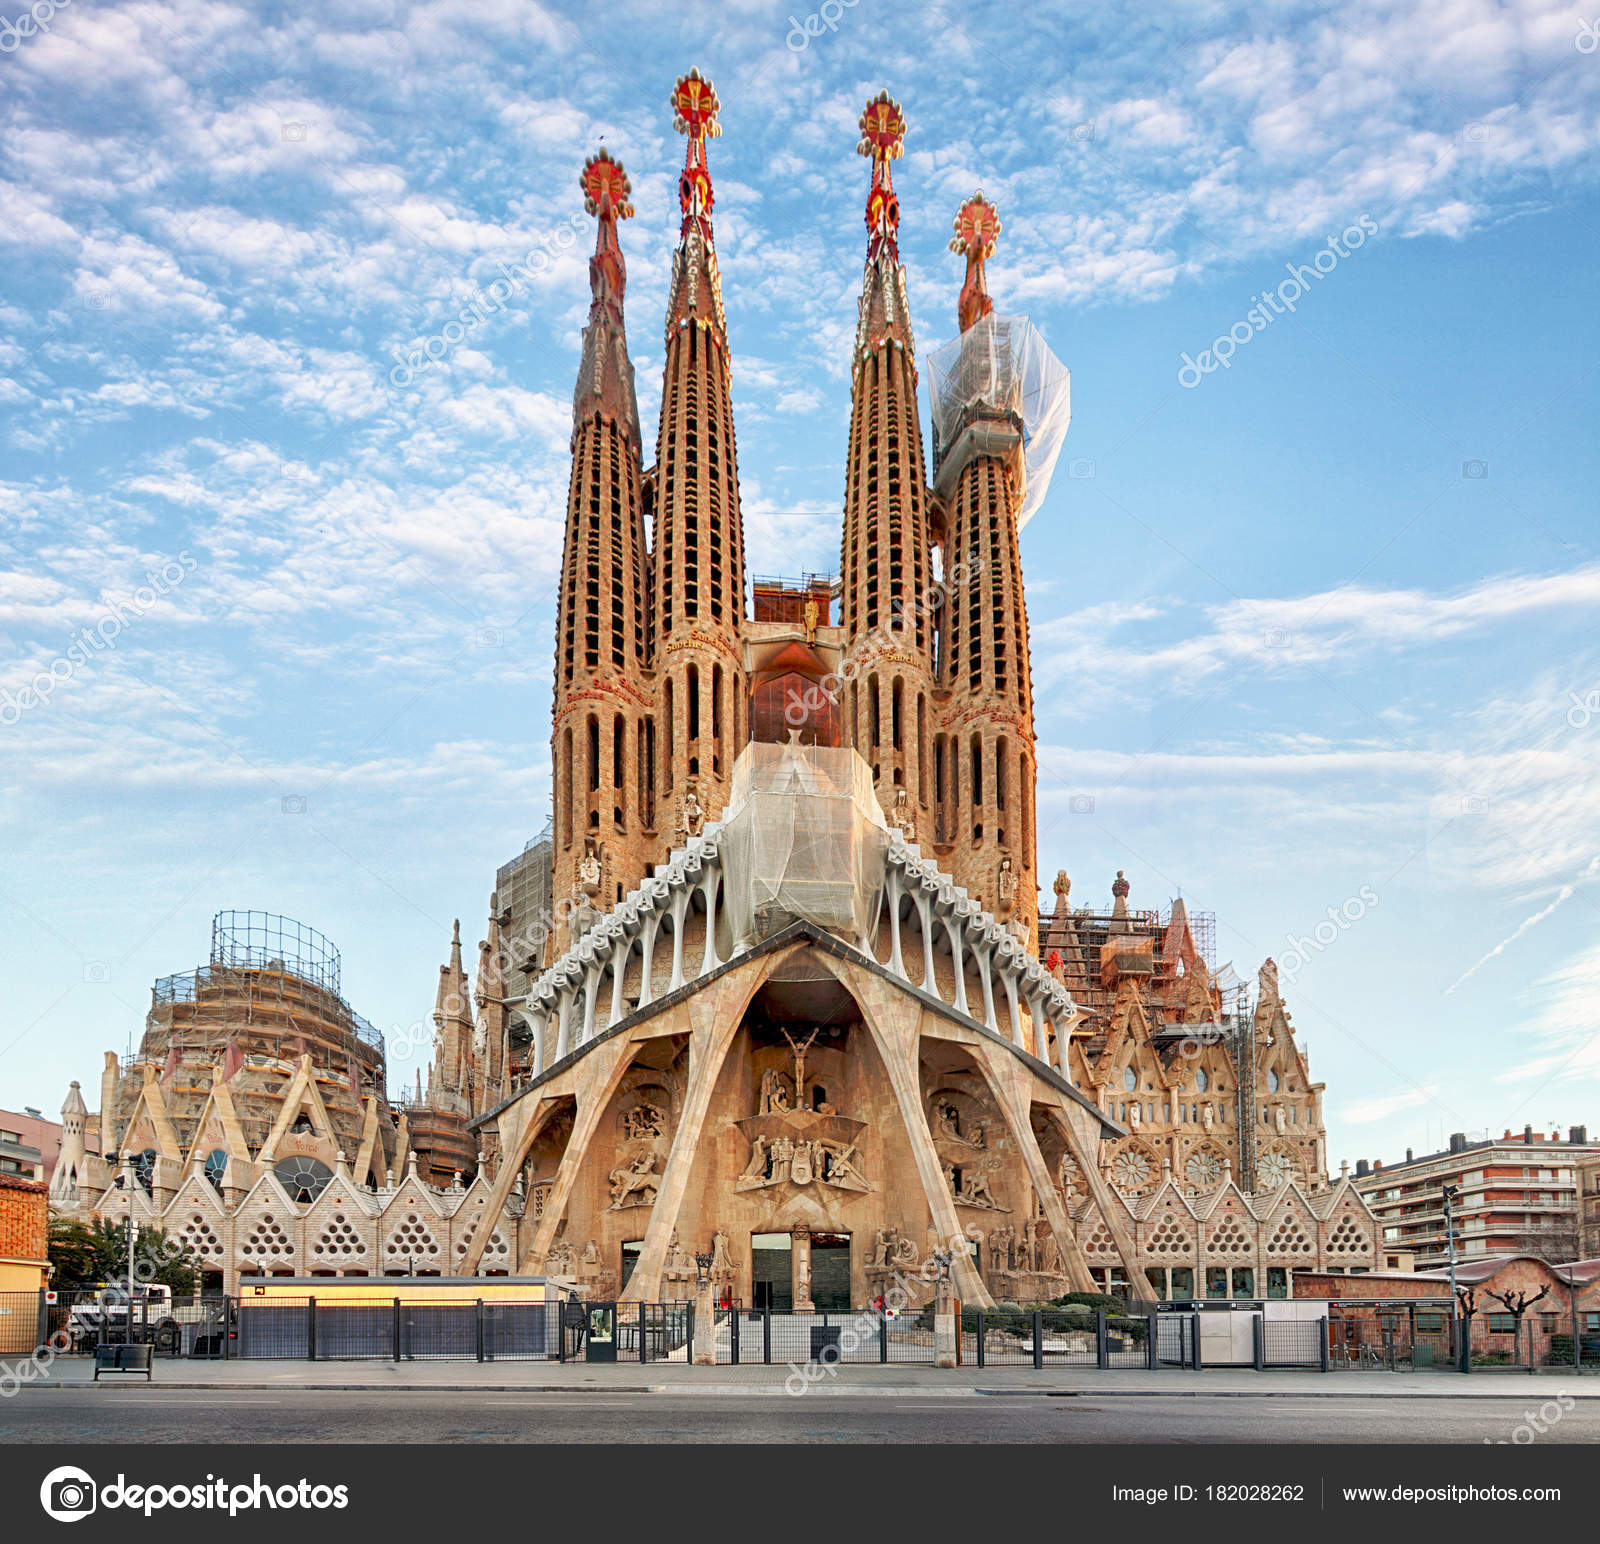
[580,149,633,316]
[672,67,722,140]
[857,90,906,259]
[580,149,634,221]
[951,190,1000,333]
[672,68,721,236]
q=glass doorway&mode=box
[810,1233,851,1311]
[752,1233,792,1312]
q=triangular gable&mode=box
[120,1068,184,1162]
[257,1055,341,1164]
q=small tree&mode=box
[48,1213,199,1295]
[1485,1284,1551,1367]
[1454,1286,1477,1372]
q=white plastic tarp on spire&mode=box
[718,740,889,951]
[925,313,1071,529]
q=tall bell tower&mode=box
[651,68,749,838]
[551,149,655,939]
[930,193,1038,941]
[837,92,938,833]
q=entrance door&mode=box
[810,1233,851,1312]
[585,1302,617,1363]
[752,1233,792,1312]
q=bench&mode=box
[92,1344,154,1382]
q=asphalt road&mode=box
[5,1389,1598,1443]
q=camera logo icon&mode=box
[281,122,307,143]
[1461,459,1489,479]
[280,795,308,814]
[40,1465,97,1521]
[1069,794,1096,814]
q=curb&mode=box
[18,1381,1600,1400]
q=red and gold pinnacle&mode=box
[857,89,906,261]
[951,190,1000,334]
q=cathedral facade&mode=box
[51,75,1380,1308]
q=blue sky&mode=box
[2,0,1598,1172]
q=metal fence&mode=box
[9,1290,229,1359]
[959,1309,1157,1368]
[228,1296,690,1363]
[713,1307,937,1365]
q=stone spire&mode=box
[473,904,508,1114]
[552,149,655,948]
[839,91,937,828]
[52,1080,89,1202]
[931,193,1038,940]
[431,919,475,1105]
[652,67,747,837]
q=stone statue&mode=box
[937,1103,984,1149]
[1040,1228,1061,1275]
[770,1135,794,1184]
[996,855,1016,916]
[711,1228,734,1272]
[1202,1104,1215,1131]
[607,1153,659,1209]
[790,1138,815,1186]
[819,1140,866,1189]
[741,1134,768,1181]
[581,1238,600,1267]
[1053,870,1071,912]
[802,595,819,643]
[960,1170,1003,1210]
[680,786,704,840]
[1274,1105,1288,1134]
[759,1067,791,1115]
[577,847,601,895]
[890,786,916,844]
[569,887,601,944]
[1021,1220,1038,1273]
[987,1227,1005,1272]
[1128,1101,1141,1129]
[666,1229,691,1271]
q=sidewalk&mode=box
[15,1358,1600,1398]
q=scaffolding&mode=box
[210,910,341,995]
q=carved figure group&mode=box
[948,1163,1007,1211]
[936,1102,985,1150]
[607,1153,660,1209]
[623,1101,665,1140]
[869,1226,919,1272]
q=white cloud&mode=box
[1342,1085,1443,1124]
